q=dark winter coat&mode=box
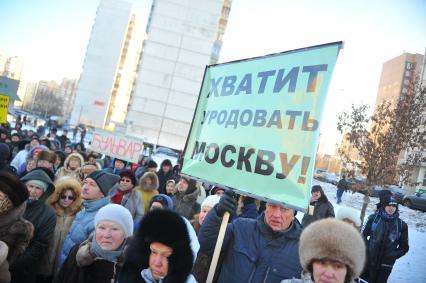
[118,209,195,283]
[239,202,259,219]
[0,202,34,265]
[54,238,122,283]
[173,185,201,220]
[301,200,335,228]
[198,208,303,282]
[302,186,334,228]
[362,210,409,277]
[11,169,56,283]
[156,164,174,194]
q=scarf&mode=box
[380,209,399,220]
[91,236,126,263]
[111,188,132,204]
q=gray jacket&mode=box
[108,184,144,222]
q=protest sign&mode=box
[0,94,10,124]
[89,129,144,163]
[181,42,342,211]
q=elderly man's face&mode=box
[265,203,294,231]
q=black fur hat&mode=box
[0,171,29,207]
[118,209,193,283]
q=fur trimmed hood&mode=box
[118,209,193,283]
[139,172,159,192]
[63,152,85,170]
[176,181,200,203]
[299,218,366,279]
[47,176,82,216]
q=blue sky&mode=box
[1,0,425,153]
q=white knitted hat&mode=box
[94,204,134,237]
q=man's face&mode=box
[11,136,20,142]
[26,183,44,201]
[177,179,189,193]
[30,138,40,147]
[115,160,125,169]
[149,242,172,280]
[162,165,171,173]
[385,205,397,215]
[265,203,294,231]
[81,177,104,200]
[148,167,157,172]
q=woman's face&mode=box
[119,177,133,191]
[166,182,174,194]
[64,147,72,154]
[312,259,347,283]
[59,189,75,208]
[149,242,172,280]
[26,159,36,171]
[95,220,125,251]
[198,206,212,225]
[68,157,81,170]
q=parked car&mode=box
[403,192,426,211]
[346,177,367,193]
[313,169,327,181]
[324,173,338,185]
[387,186,411,204]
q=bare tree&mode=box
[337,78,426,223]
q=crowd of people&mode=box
[0,121,410,283]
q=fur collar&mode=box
[47,177,82,216]
[176,185,200,202]
[138,172,159,192]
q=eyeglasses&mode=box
[60,195,75,201]
[120,178,132,183]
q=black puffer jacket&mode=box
[10,169,56,283]
[362,210,409,273]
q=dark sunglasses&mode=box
[120,178,132,183]
[60,195,75,201]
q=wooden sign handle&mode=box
[206,211,230,283]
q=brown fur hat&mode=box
[36,150,57,164]
[48,177,83,216]
[299,218,366,279]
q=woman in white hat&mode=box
[55,204,134,283]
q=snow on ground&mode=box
[309,180,426,283]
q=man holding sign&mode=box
[186,42,342,282]
[198,190,303,282]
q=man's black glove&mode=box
[216,190,237,217]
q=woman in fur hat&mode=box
[0,172,34,266]
[282,218,366,283]
[55,204,134,283]
[135,172,159,214]
[118,209,196,283]
[361,197,409,283]
[55,152,84,182]
[38,177,83,280]
[172,176,200,221]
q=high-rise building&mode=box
[374,52,425,192]
[0,52,25,106]
[374,52,424,107]
[124,0,232,150]
[70,0,144,129]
